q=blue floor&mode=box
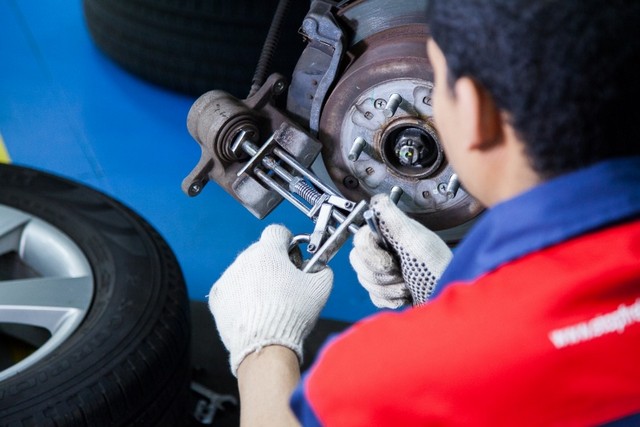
[0,0,377,322]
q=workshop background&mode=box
[0,0,377,323]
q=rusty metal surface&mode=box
[182,74,323,219]
[337,0,431,45]
[317,21,483,231]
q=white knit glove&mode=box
[349,194,453,308]
[209,224,333,376]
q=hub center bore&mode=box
[394,127,438,168]
[382,123,443,178]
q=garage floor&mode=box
[0,0,378,324]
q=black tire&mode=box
[0,164,191,426]
[83,0,308,97]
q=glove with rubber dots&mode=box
[349,193,453,309]
[209,224,333,376]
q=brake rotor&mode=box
[318,0,483,232]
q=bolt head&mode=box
[273,80,286,95]
[343,175,359,189]
[396,144,420,165]
[189,182,203,196]
[394,128,434,167]
[374,99,387,110]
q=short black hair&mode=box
[427,0,640,178]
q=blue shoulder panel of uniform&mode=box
[435,156,640,296]
[290,373,323,426]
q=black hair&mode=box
[427,0,640,178]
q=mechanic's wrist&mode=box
[237,345,301,427]
[237,345,299,375]
[231,336,304,377]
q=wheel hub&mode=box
[318,20,483,231]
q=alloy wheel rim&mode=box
[0,204,94,381]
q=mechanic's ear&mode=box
[454,77,502,152]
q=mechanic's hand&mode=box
[349,194,453,308]
[209,224,333,376]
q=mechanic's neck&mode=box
[475,125,542,208]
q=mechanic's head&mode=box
[426,0,640,182]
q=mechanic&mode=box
[208,0,640,425]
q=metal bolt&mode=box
[374,98,387,110]
[189,181,203,196]
[390,186,404,204]
[397,144,420,165]
[365,167,375,175]
[348,137,367,162]
[446,174,460,200]
[437,183,447,194]
[343,175,359,189]
[273,80,286,95]
[383,93,403,117]
[364,111,374,120]
[393,127,434,168]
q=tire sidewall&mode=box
[0,165,190,426]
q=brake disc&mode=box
[318,0,483,233]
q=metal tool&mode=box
[363,209,386,250]
[231,125,367,272]
[362,186,403,250]
[181,74,376,272]
[227,119,410,270]
[190,381,238,425]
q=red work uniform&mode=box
[291,157,640,426]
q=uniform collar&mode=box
[435,156,640,296]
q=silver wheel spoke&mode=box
[0,202,94,381]
[0,206,31,255]
[0,276,93,330]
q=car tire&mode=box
[83,0,308,97]
[0,164,191,426]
